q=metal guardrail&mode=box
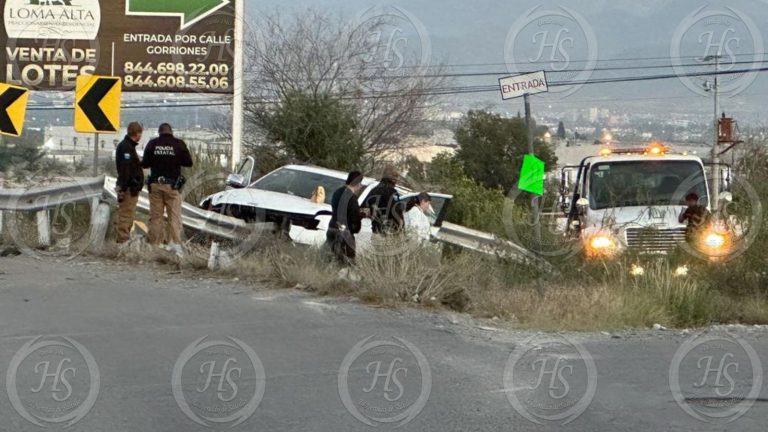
[1,176,553,271]
[102,176,253,241]
[0,177,105,211]
[436,222,554,272]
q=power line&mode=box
[327,65,768,99]
[413,60,768,79]
[23,62,768,108]
[374,51,768,69]
[244,59,768,81]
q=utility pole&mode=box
[704,54,721,208]
[524,93,541,244]
[231,0,245,169]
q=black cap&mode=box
[158,123,173,135]
[346,171,363,186]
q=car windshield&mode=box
[252,167,346,205]
[588,160,708,210]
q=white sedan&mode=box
[199,158,452,252]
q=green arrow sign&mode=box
[518,154,545,196]
[126,0,231,30]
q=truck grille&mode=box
[625,228,686,252]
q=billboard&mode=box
[1,0,237,93]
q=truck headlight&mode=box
[703,232,726,249]
[699,228,732,257]
[586,233,618,256]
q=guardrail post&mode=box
[36,210,51,247]
[88,201,111,253]
[91,197,100,221]
[208,241,221,271]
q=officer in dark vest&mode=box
[141,123,193,247]
[364,166,404,234]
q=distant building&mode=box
[42,126,230,164]
[589,107,599,123]
[382,129,458,165]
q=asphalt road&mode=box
[0,254,766,431]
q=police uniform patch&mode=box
[124,153,131,160]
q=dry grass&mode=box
[75,206,767,331]
[89,235,765,331]
[99,240,210,271]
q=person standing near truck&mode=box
[679,192,711,242]
[141,123,193,248]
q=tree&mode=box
[244,9,448,169]
[454,110,557,192]
[255,91,364,171]
[0,131,45,173]
[557,121,566,139]
[424,152,506,234]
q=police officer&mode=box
[141,123,193,247]
[114,122,144,243]
[327,171,366,264]
[364,166,404,234]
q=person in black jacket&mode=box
[364,166,404,234]
[114,122,144,243]
[678,192,711,242]
[141,123,193,246]
[327,171,367,264]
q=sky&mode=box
[245,0,768,123]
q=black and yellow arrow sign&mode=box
[0,84,29,137]
[75,75,121,133]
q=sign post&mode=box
[499,71,549,245]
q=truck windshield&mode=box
[588,160,708,210]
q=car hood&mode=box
[204,188,331,215]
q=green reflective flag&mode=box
[518,154,545,195]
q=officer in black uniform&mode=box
[364,166,404,234]
[114,122,144,243]
[141,123,193,247]
[327,171,366,264]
